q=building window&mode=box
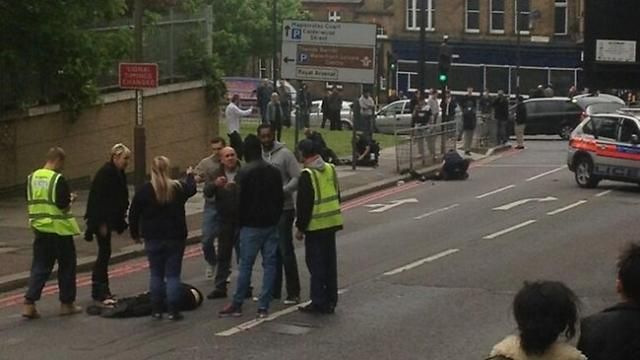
[515,0,530,34]
[328,10,341,22]
[554,0,568,35]
[406,0,435,31]
[376,25,388,39]
[466,0,480,33]
[490,0,505,33]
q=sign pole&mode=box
[133,0,146,187]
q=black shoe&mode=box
[464,151,472,156]
[167,312,184,321]
[151,312,163,320]
[219,303,243,318]
[515,145,525,149]
[207,289,227,299]
[298,303,330,314]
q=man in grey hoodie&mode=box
[258,123,301,304]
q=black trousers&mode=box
[273,210,301,299]
[329,110,341,130]
[228,131,244,160]
[25,232,77,304]
[304,231,338,310]
[91,228,112,300]
[214,221,238,291]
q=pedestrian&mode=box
[321,89,332,129]
[577,242,640,360]
[439,149,470,180]
[204,147,241,299]
[297,83,312,130]
[531,84,545,98]
[256,79,272,124]
[412,95,434,161]
[128,157,197,321]
[479,89,493,146]
[354,133,380,167]
[296,139,343,315]
[567,85,577,99]
[487,281,585,360]
[219,134,283,318]
[84,143,131,305]
[23,147,83,319]
[304,128,339,165]
[440,91,457,125]
[493,90,510,145]
[258,123,301,305]
[461,87,477,155]
[327,86,343,130]
[514,96,527,149]
[427,89,440,124]
[265,92,284,142]
[544,83,554,97]
[225,94,253,160]
[277,80,292,128]
[358,89,375,137]
[195,137,226,279]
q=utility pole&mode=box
[133,0,146,187]
[272,0,278,86]
[418,0,426,94]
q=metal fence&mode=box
[395,121,458,174]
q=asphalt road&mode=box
[1,139,638,360]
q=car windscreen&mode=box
[586,103,623,115]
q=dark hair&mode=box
[243,134,262,162]
[297,139,318,158]
[210,136,226,146]
[513,281,579,356]
[257,123,274,134]
[618,242,640,303]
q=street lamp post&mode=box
[272,0,278,86]
[133,0,146,187]
[515,5,540,99]
[418,0,427,93]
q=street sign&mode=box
[119,63,159,89]
[595,39,637,63]
[281,20,376,84]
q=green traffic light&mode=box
[438,73,447,82]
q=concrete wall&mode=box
[0,81,218,193]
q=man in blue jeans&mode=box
[195,137,225,279]
[219,134,284,318]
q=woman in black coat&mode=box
[84,144,131,303]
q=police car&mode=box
[568,108,640,188]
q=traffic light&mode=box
[438,40,451,86]
[438,72,448,83]
[386,51,397,72]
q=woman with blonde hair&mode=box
[128,156,197,320]
[84,143,131,304]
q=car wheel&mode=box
[559,124,573,140]
[574,157,600,188]
[341,120,352,130]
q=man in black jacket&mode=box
[578,242,640,360]
[84,143,131,303]
[219,134,284,319]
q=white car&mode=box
[293,100,354,129]
[374,99,462,134]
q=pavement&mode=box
[0,143,508,293]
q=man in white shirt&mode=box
[358,90,375,137]
[225,94,253,159]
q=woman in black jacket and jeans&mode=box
[128,156,197,320]
[84,143,131,303]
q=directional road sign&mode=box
[281,20,376,84]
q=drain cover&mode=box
[266,323,314,336]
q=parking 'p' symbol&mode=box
[298,53,309,63]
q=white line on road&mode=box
[215,289,349,337]
[482,220,537,240]
[382,249,460,276]
[414,204,460,220]
[475,185,516,199]
[525,166,567,182]
[546,200,588,216]
[595,190,612,197]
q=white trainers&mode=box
[205,265,215,279]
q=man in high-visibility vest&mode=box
[295,139,343,314]
[23,147,82,319]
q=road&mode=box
[1,139,638,359]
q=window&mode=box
[554,0,568,35]
[406,0,435,31]
[328,10,341,22]
[515,0,530,34]
[490,0,505,33]
[593,116,619,140]
[465,0,480,33]
[582,120,594,135]
[376,25,388,39]
[620,119,639,143]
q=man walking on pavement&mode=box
[219,134,283,318]
[23,147,82,319]
[427,89,440,124]
[195,137,226,279]
[265,92,284,142]
[327,86,343,131]
[440,91,457,125]
[84,143,131,305]
[204,147,241,299]
[461,87,477,156]
[296,139,343,315]
[358,89,375,137]
[493,90,510,145]
[514,96,527,149]
[256,79,272,124]
[321,88,332,129]
[259,123,302,305]
[297,83,312,130]
[225,94,253,160]
[479,89,493,146]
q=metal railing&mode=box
[394,120,458,174]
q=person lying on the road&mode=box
[420,149,470,181]
[354,133,380,167]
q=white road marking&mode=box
[525,166,567,182]
[493,196,558,211]
[547,200,588,216]
[368,198,419,213]
[216,289,349,337]
[414,204,460,220]
[595,190,612,197]
[383,249,460,276]
[482,220,537,240]
[475,185,516,199]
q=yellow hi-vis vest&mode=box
[302,163,343,232]
[27,169,81,236]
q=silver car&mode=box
[374,99,462,134]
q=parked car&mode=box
[374,99,462,134]
[568,111,640,188]
[292,100,354,129]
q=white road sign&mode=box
[281,20,377,84]
[596,39,637,63]
[493,196,558,211]
[366,198,418,213]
